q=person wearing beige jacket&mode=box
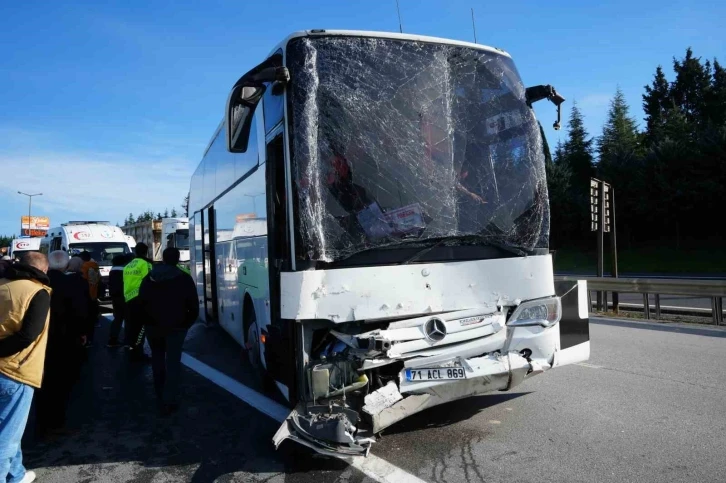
[0,252,51,483]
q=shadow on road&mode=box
[21,320,349,483]
[382,391,531,437]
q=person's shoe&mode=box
[106,338,121,348]
[19,470,37,483]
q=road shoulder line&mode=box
[181,353,427,483]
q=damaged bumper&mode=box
[273,281,590,458]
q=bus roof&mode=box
[271,29,511,58]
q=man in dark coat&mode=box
[35,250,89,439]
[138,248,198,415]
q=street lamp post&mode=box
[17,191,42,236]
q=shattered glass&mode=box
[287,36,549,262]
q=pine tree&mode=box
[163,209,169,218]
[545,139,574,246]
[598,87,640,170]
[170,208,178,217]
[643,66,671,143]
[671,48,711,131]
[183,193,190,217]
[562,102,594,190]
[706,59,726,126]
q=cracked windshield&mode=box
[288,36,548,262]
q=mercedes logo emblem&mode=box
[424,318,447,342]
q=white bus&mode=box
[9,237,42,261]
[189,30,589,458]
[40,221,133,299]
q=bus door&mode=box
[203,206,219,322]
[263,128,296,396]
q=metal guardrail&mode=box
[554,276,726,325]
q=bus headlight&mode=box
[507,297,561,328]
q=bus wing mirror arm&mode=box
[525,85,566,130]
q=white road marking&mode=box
[574,362,603,369]
[181,353,427,483]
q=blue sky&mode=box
[1,0,723,237]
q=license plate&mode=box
[405,367,466,382]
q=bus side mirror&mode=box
[226,65,289,153]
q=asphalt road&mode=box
[23,315,726,483]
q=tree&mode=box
[597,87,640,168]
[670,48,711,131]
[125,213,135,225]
[156,212,163,221]
[643,66,671,144]
[546,140,574,246]
[562,102,594,189]
[706,59,726,127]
[183,192,190,217]
[170,208,178,217]
[163,209,169,218]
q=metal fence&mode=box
[554,276,726,325]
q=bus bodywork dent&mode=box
[273,258,589,457]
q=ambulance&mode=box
[41,221,133,299]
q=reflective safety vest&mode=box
[177,264,191,275]
[123,258,152,302]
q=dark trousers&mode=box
[35,346,80,436]
[147,328,188,405]
[87,299,99,341]
[125,298,146,353]
[109,296,126,342]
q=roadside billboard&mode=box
[20,216,50,237]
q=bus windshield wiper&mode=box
[401,235,530,265]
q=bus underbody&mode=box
[273,255,590,458]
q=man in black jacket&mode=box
[107,254,130,348]
[138,248,198,415]
[35,250,89,440]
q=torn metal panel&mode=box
[362,381,403,416]
[286,36,549,263]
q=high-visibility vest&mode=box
[177,264,191,275]
[123,258,151,302]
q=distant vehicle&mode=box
[162,217,190,263]
[120,217,190,265]
[189,29,589,458]
[40,221,132,299]
[125,235,136,249]
[9,237,42,261]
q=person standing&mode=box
[0,252,52,483]
[107,254,130,348]
[138,248,198,415]
[35,251,88,440]
[123,243,152,362]
[0,256,12,279]
[66,258,92,362]
[79,252,101,344]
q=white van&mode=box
[41,221,133,299]
[9,237,42,261]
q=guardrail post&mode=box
[655,294,661,319]
[712,297,723,326]
[643,293,650,319]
